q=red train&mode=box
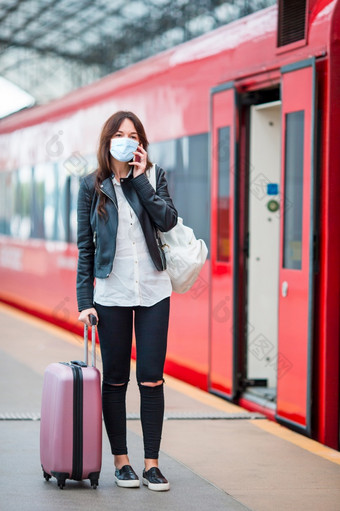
[0,0,339,450]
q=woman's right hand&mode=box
[78,308,98,326]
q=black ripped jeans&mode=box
[95,297,170,460]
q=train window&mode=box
[44,163,58,241]
[217,126,230,262]
[70,175,80,243]
[12,166,32,240]
[5,172,14,236]
[68,155,97,244]
[149,140,177,175]
[9,170,19,238]
[283,111,304,269]
[150,133,210,246]
[0,172,7,234]
[56,163,68,242]
[0,172,12,235]
[31,164,45,239]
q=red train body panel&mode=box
[0,1,339,449]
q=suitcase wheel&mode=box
[43,470,51,481]
[89,472,100,489]
[51,471,68,489]
[57,475,67,489]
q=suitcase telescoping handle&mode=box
[84,314,97,367]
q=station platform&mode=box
[0,302,339,511]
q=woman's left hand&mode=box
[129,144,148,178]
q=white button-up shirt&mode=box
[94,175,172,307]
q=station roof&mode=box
[0,0,275,107]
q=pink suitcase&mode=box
[40,315,102,489]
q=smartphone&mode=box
[134,144,142,164]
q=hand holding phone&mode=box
[130,144,147,177]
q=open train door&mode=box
[209,83,239,399]
[276,58,317,435]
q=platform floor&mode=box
[0,302,339,511]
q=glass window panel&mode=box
[12,166,32,240]
[67,153,96,244]
[55,163,68,242]
[44,163,58,241]
[217,126,230,262]
[31,164,45,239]
[2,172,13,236]
[65,153,98,243]
[186,134,209,244]
[20,166,32,239]
[283,111,304,269]
[85,153,99,175]
[63,151,97,179]
[0,173,6,234]
[149,133,209,246]
[70,175,80,243]
[10,170,20,238]
[149,140,176,173]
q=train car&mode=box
[0,0,339,450]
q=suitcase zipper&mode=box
[71,364,83,481]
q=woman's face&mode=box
[111,118,139,144]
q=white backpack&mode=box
[149,164,208,294]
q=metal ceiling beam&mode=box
[1,0,232,60]
[0,0,276,105]
[2,0,92,50]
[0,0,24,25]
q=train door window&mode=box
[31,164,45,239]
[282,111,304,269]
[217,126,230,262]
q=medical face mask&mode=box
[110,137,139,162]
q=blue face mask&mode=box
[110,138,139,162]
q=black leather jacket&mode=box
[76,166,178,312]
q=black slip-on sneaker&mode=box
[142,467,170,491]
[115,465,140,488]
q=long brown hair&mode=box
[95,111,152,217]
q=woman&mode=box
[77,111,177,491]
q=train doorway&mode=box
[209,60,316,435]
[241,59,316,435]
[244,100,281,408]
